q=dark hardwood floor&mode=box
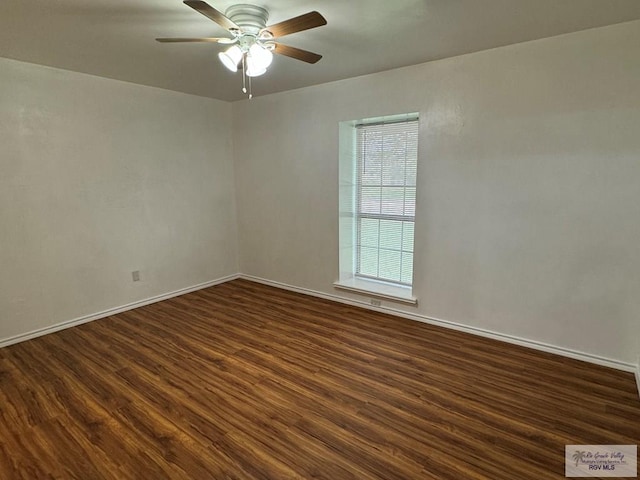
[0,279,638,479]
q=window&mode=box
[356,118,418,285]
[337,113,419,303]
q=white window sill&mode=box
[333,278,417,305]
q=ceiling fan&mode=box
[157,1,327,98]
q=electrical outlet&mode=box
[132,270,140,282]
[370,298,381,307]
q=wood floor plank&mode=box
[0,278,638,479]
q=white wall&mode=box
[0,58,238,342]
[233,20,640,366]
[2,21,638,368]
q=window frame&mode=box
[335,112,419,305]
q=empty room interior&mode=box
[1,0,640,478]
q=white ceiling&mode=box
[1,0,640,102]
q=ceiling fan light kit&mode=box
[157,1,327,99]
[218,45,242,72]
[246,44,273,77]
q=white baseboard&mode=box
[0,274,240,349]
[240,274,637,374]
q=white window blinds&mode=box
[356,118,418,286]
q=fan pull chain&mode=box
[241,55,247,94]
[248,75,253,100]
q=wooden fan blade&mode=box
[183,1,239,31]
[273,43,322,64]
[156,37,225,43]
[262,11,326,38]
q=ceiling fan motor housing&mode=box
[225,4,269,34]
